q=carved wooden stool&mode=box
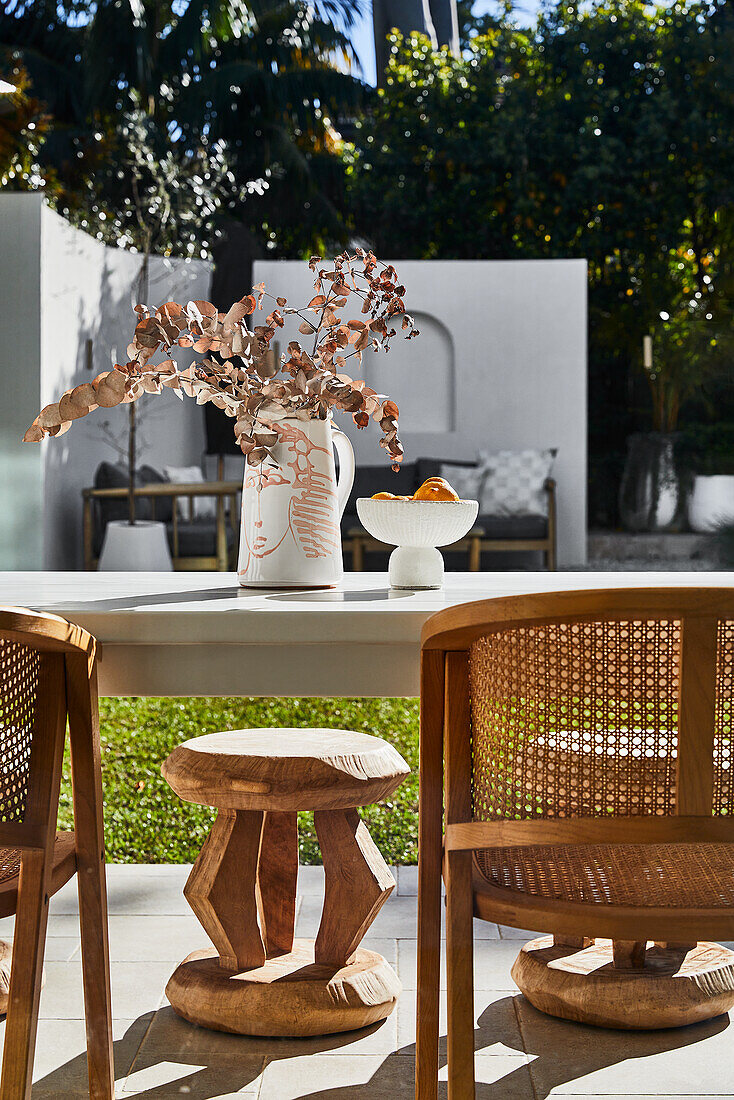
[162,727,409,1036]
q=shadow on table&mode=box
[40,587,243,612]
[31,996,729,1098]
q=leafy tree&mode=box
[0,63,51,189]
[0,0,367,254]
[345,1,734,522]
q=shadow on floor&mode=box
[32,996,730,1098]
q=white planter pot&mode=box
[98,520,173,571]
[688,475,734,534]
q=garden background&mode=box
[2,0,733,860]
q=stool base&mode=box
[511,937,734,1030]
[166,939,401,1036]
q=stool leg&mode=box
[612,940,647,969]
[313,808,395,968]
[185,809,266,971]
[258,811,298,957]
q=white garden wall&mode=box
[0,195,211,569]
[0,203,586,570]
[255,258,588,566]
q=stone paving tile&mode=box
[257,1052,534,1099]
[518,996,734,1095]
[122,1053,265,1096]
[297,895,498,942]
[397,988,525,1059]
[498,924,545,940]
[396,936,513,990]
[0,1014,153,1096]
[37,960,173,1020]
[106,913,214,961]
[396,865,418,895]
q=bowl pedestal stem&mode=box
[389,545,444,590]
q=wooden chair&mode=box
[415,588,734,1100]
[0,608,114,1099]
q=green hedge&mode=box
[58,697,420,865]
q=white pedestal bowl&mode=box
[356,498,479,590]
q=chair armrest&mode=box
[82,480,241,500]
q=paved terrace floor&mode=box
[4,864,734,1098]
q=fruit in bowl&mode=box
[412,477,460,502]
[371,477,461,503]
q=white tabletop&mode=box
[1,571,731,696]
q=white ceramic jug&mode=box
[238,417,355,588]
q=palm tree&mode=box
[1,0,368,253]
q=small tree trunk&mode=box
[128,402,137,526]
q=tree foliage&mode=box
[1,0,368,255]
[346,1,734,520]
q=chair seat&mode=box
[473,842,734,941]
[162,728,410,812]
[0,832,77,919]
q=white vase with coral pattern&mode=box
[237,417,355,588]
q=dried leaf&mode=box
[223,301,248,329]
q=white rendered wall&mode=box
[0,195,212,569]
[0,195,44,569]
[255,259,588,567]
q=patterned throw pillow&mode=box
[439,464,483,501]
[476,449,556,517]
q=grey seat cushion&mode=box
[477,513,548,539]
[94,462,173,524]
[166,520,236,557]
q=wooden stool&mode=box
[512,937,734,1030]
[162,727,410,1036]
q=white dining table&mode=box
[1,570,733,696]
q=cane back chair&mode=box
[0,608,113,1100]
[415,588,734,1100]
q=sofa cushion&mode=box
[166,520,236,558]
[344,462,417,521]
[477,448,556,517]
[94,462,173,524]
[416,457,475,488]
[439,463,483,500]
[476,513,548,539]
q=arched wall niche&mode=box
[361,310,455,434]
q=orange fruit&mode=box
[412,477,460,502]
[371,492,399,500]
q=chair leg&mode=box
[446,849,475,1100]
[67,656,115,1100]
[77,849,115,1099]
[1,850,51,1100]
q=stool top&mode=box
[162,728,410,811]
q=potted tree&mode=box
[71,112,259,568]
[619,309,731,532]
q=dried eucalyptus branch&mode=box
[24,249,419,470]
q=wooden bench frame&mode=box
[82,479,241,571]
[344,478,557,572]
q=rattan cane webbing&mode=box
[469,619,681,822]
[473,843,734,908]
[714,620,734,815]
[0,848,22,886]
[0,639,40,824]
